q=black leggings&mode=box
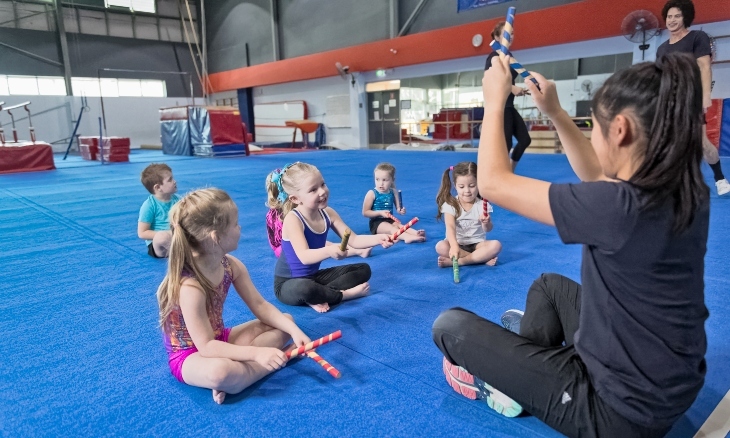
[432,273,671,438]
[274,263,371,306]
[504,107,531,162]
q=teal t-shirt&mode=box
[138,194,181,245]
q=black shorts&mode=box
[458,243,479,253]
[147,243,162,258]
[369,217,395,234]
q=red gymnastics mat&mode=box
[0,142,55,174]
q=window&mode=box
[105,0,156,14]
[118,79,142,97]
[37,77,67,96]
[0,76,9,96]
[72,78,101,97]
[71,77,166,97]
[99,78,120,97]
[7,76,39,95]
[141,80,166,97]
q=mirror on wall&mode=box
[365,53,633,148]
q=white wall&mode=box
[253,76,356,149]
[0,95,196,152]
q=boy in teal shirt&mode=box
[138,163,180,258]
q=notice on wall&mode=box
[325,95,351,128]
[389,99,396,107]
[383,105,390,115]
[373,111,380,121]
[372,101,380,108]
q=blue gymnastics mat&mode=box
[1,150,728,437]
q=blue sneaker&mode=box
[442,357,523,417]
[501,309,524,334]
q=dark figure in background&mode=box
[484,21,532,171]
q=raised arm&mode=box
[525,72,606,182]
[478,56,554,226]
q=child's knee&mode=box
[206,359,236,387]
[435,240,449,253]
[154,230,172,245]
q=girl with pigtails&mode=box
[434,161,501,269]
[157,188,310,404]
[266,162,393,313]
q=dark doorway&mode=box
[367,90,400,149]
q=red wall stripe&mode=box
[208,0,730,92]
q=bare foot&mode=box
[342,282,370,301]
[350,247,372,258]
[213,389,226,404]
[486,256,498,266]
[417,229,426,237]
[402,234,426,244]
[308,302,330,313]
[437,256,454,268]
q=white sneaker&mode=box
[716,179,730,197]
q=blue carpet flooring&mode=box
[1,150,728,437]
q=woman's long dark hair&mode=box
[591,52,708,233]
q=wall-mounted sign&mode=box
[457,0,514,13]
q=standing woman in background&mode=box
[656,0,730,196]
[485,21,532,170]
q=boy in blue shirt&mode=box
[138,163,180,258]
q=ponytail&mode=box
[591,52,708,233]
[156,189,234,327]
[436,167,460,221]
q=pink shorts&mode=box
[166,328,231,383]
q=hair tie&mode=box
[449,166,454,171]
[271,163,295,203]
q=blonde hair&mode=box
[156,187,236,327]
[435,161,478,222]
[375,162,396,180]
[265,162,321,219]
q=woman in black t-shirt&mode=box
[433,52,709,437]
[656,0,730,196]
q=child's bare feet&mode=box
[350,247,372,258]
[213,389,226,404]
[486,256,498,266]
[342,282,370,300]
[308,302,330,313]
[417,229,426,237]
[437,256,454,268]
[401,233,426,244]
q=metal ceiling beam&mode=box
[398,0,429,37]
[0,40,62,66]
[53,0,72,95]
[270,0,280,61]
[389,0,398,39]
